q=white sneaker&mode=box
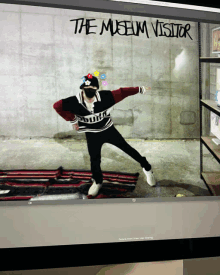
[0,190,10,195]
[88,179,102,197]
[143,168,156,186]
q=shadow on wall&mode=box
[145,179,211,197]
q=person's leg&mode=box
[86,132,104,184]
[105,126,152,171]
[105,126,156,186]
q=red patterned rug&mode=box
[0,166,139,201]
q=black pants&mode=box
[85,126,151,184]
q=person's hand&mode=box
[140,86,151,94]
[72,123,79,131]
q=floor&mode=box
[0,138,219,198]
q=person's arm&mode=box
[53,100,78,125]
[111,86,150,104]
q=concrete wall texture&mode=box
[0,3,201,140]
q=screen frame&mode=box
[1,0,220,23]
[0,0,220,266]
[0,0,217,206]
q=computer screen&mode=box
[0,3,205,202]
[1,1,220,271]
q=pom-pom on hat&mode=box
[80,74,99,89]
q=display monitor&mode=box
[1,0,220,272]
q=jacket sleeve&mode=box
[53,100,78,124]
[111,87,141,104]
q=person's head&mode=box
[83,85,98,99]
[80,75,99,99]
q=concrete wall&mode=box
[0,3,200,140]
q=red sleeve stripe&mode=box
[111,87,140,104]
[53,100,76,121]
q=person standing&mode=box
[53,74,156,197]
